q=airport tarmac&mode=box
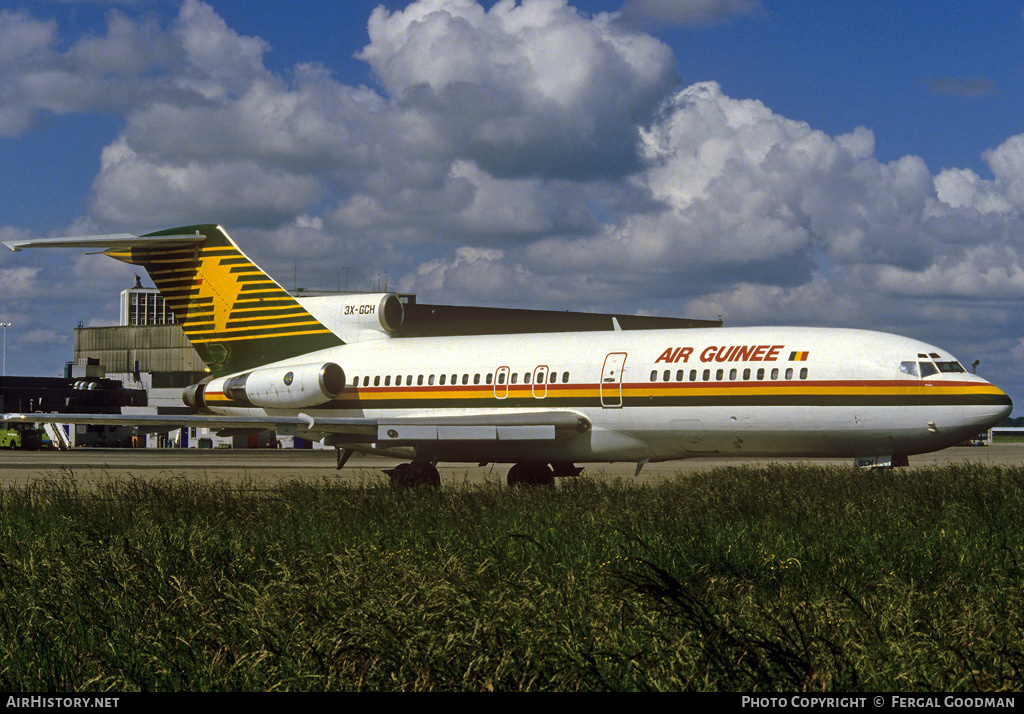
[1,442,1022,488]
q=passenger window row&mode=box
[348,371,572,388]
[650,367,809,382]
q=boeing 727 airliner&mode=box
[4,225,1012,486]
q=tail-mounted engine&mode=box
[182,376,213,411]
[294,292,404,343]
[184,362,346,410]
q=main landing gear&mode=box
[384,461,441,488]
[506,461,583,487]
[507,462,554,487]
[380,460,583,488]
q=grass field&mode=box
[0,464,1021,691]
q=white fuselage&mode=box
[203,326,1012,464]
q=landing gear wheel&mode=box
[507,462,554,487]
[387,462,441,489]
[550,461,583,478]
[415,463,441,488]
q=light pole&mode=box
[0,323,9,377]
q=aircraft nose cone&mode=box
[996,395,1013,423]
[976,389,1013,428]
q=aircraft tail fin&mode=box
[105,225,343,374]
[7,225,342,375]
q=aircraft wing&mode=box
[2,410,591,442]
[361,410,591,443]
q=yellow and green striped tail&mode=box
[104,225,342,375]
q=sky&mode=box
[1,0,1023,413]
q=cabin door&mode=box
[600,352,627,408]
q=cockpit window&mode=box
[913,359,966,377]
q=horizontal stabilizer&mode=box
[3,232,204,252]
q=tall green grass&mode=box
[0,464,1020,691]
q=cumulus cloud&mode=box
[0,10,59,135]
[173,0,270,99]
[935,168,1015,213]
[0,8,176,136]
[92,138,325,227]
[982,135,1024,208]
[357,0,678,178]
[872,249,1024,300]
[515,81,945,299]
[400,242,612,308]
[83,0,680,234]
[19,329,69,346]
[680,275,865,327]
[0,10,54,67]
[935,135,1024,218]
[0,267,42,297]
